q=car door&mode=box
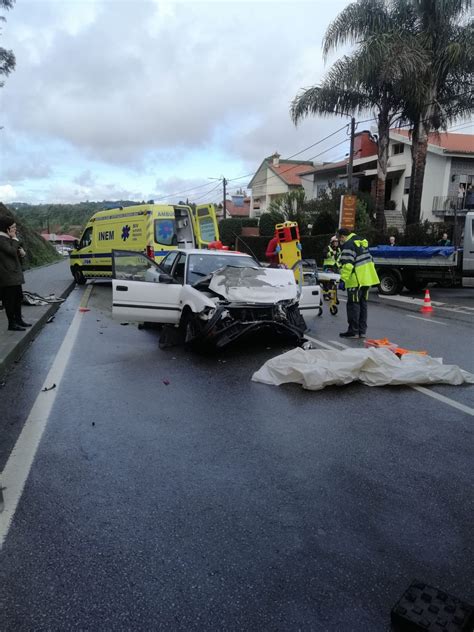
[298,284,321,320]
[111,250,183,324]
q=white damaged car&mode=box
[111,249,321,349]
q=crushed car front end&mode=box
[182,266,307,349]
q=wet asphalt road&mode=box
[0,283,473,631]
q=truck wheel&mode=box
[72,266,86,285]
[378,270,402,295]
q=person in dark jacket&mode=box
[0,215,31,331]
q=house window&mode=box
[392,143,404,156]
[404,176,411,195]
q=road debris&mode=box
[41,383,57,392]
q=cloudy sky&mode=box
[0,0,359,204]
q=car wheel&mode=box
[180,309,198,347]
[72,266,86,285]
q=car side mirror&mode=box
[159,273,174,284]
[74,240,79,249]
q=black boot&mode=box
[8,323,26,331]
[16,319,32,327]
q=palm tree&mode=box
[291,10,422,230]
[403,0,473,224]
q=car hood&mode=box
[208,266,298,303]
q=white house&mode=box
[299,130,474,225]
[247,153,314,217]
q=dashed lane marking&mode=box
[305,334,474,417]
[0,285,93,549]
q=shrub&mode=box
[258,212,284,236]
[241,218,258,227]
[236,234,333,267]
[218,218,243,247]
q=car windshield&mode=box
[186,253,258,285]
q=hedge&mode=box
[218,217,259,246]
[236,234,332,266]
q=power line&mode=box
[151,178,228,203]
[192,181,223,203]
[226,123,349,186]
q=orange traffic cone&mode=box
[420,288,434,314]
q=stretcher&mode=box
[318,270,341,316]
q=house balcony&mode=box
[432,196,469,217]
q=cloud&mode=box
[0,184,18,202]
[0,0,354,202]
[2,0,350,166]
[73,170,96,187]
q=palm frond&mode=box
[323,0,391,58]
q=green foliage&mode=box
[258,212,285,236]
[236,234,334,267]
[218,218,243,247]
[0,210,62,269]
[355,198,372,232]
[241,218,258,227]
[403,220,435,246]
[311,211,338,236]
[11,201,139,235]
[267,189,310,234]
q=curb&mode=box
[368,293,474,324]
[0,280,76,381]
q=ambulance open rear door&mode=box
[193,204,219,248]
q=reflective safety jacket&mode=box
[323,245,341,269]
[339,233,380,288]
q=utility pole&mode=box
[223,177,227,220]
[347,117,356,194]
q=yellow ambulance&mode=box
[69,202,219,284]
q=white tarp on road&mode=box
[252,347,474,390]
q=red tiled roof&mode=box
[395,130,473,154]
[41,233,77,241]
[268,163,316,185]
[222,199,251,217]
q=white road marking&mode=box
[305,335,474,417]
[377,294,474,315]
[328,340,349,348]
[412,386,474,417]
[305,334,336,350]
[0,286,92,549]
[406,315,447,326]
